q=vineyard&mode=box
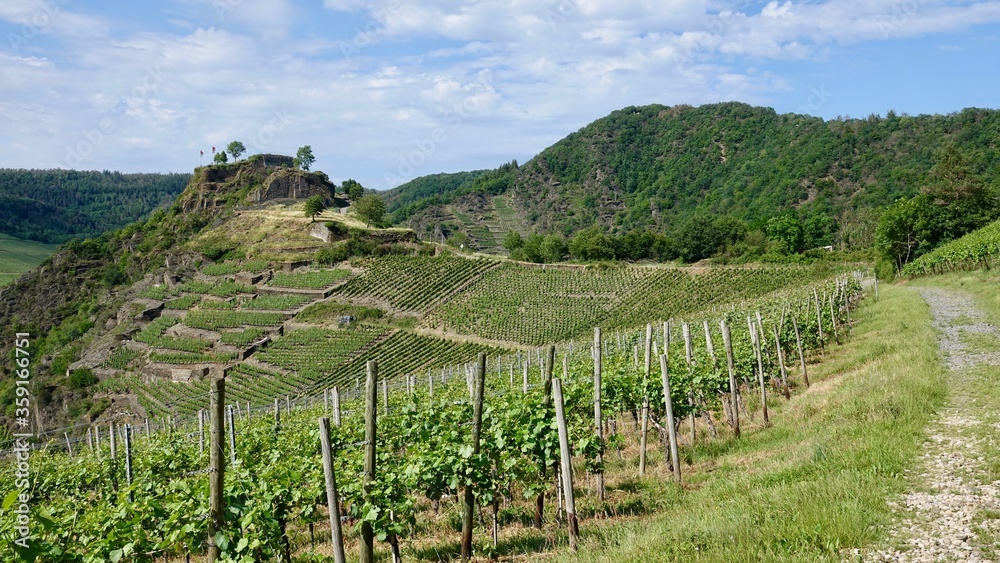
[334,255,501,312]
[424,263,833,345]
[64,257,859,430]
[903,218,1000,276]
[0,273,867,561]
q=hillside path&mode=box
[865,287,1000,561]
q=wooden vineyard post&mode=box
[659,354,681,483]
[792,316,809,387]
[227,405,237,465]
[144,417,150,438]
[332,386,342,427]
[773,326,791,399]
[361,361,378,563]
[644,324,653,382]
[274,398,280,431]
[522,362,529,394]
[829,294,840,345]
[639,395,649,475]
[535,346,555,528]
[324,388,329,412]
[199,409,205,455]
[748,317,769,423]
[682,323,696,444]
[874,273,879,302]
[593,327,605,501]
[123,424,134,503]
[703,320,717,365]
[207,378,225,562]
[87,427,93,451]
[285,395,291,416]
[814,289,825,353]
[64,432,73,457]
[461,353,487,561]
[553,378,579,551]
[319,417,347,563]
[109,422,117,461]
[721,320,740,438]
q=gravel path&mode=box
[861,288,1000,562]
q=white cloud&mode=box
[0,0,998,186]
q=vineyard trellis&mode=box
[1,272,868,562]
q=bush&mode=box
[69,368,98,389]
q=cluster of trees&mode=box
[875,143,999,275]
[212,142,315,171]
[502,211,839,264]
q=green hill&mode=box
[0,233,56,287]
[0,168,190,244]
[387,102,1000,252]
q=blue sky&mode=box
[1,0,998,190]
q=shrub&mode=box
[69,368,99,389]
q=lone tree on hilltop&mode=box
[354,194,386,227]
[342,179,365,201]
[295,145,315,171]
[303,195,326,222]
[227,141,246,161]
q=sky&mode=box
[0,0,998,190]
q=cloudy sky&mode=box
[1,0,998,189]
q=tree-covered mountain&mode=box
[387,102,1000,254]
[0,169,190,243]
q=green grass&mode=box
[0,233,57,287]
[533,285,948,562]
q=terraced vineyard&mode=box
[308,329,507,390]
[255,327,382,377]
[424,263,834,345]
[268,268,351,288]
[903,218,1000,276]
[334,255,500,312]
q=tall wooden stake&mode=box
[207,378,225,562]
[319,417,347,563]
[593,327,605,501]
[553,378,579,551]
[773,325,790,399]
[721,320,740,438]
[659,354,681,483]
[332,386,342,427]
[361,361,378,563]
[792,315,809,387]
[461,353,487,561]
[535,346,555,528]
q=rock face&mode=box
[179,158,335,212]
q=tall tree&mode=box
[303,195,326,222]
[354,194,386,227]
[295,145,315,171]
[227,141,246,161]
[213,151,228,164]
[342,179,365,201]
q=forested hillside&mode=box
[388,103,1000,258]
[0,169,190,243]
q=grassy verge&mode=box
[540,284,946,562]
